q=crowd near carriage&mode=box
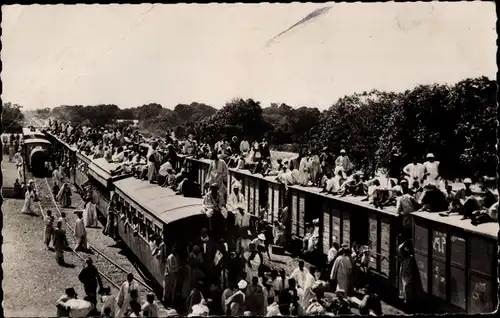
[27,119,498,316]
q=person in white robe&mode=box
[403,159,426,185]
[84,198,98,228]
[116,273,140,318]
[308,153,322,186]
[14,151,24,181]
[146,142,160,183]
[300,267,317,309]
[52,168,62,189]
[335,150,353,179]
[205,152,228,203]
[290,261,309,289]
[245,243,262,282]
[330,245,354,296]
[202,184,228,218]
[22,183,37,214]
[423,153,440,186]
[297,156,310,186]
[240,138,250,156]
[74,211,88,252]
[227,181,247,216]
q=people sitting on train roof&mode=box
[203,183,228,220]
[111,146,125,163]
[339,171,367,197]
[418,183,449,213]
[334,149,353,180]
[470,200,499,225]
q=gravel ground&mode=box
[39,175,170,315]
[2,199,89,317]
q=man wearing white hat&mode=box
[225,280,247,316]
[423,153,440,187]
[334,149,353,179]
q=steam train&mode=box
[22,126,52,176]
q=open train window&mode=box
[137,212,145,237]
[145,218,152,237]
[130,207,136,221]
[154,224,161,234]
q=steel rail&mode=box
[32,178,120,289]
[40,176,153,292]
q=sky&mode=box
[1,2,496,111]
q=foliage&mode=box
[2,102,25,133]
[44,76,496,180]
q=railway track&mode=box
[32,176,155,305]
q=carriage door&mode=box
[349,205,370,246]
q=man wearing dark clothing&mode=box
[78,258,104,304]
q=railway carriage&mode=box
[45,132,498,313]
[113,177,207,289]
[84,158,132,217]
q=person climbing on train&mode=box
[397,235,424,313]
[78,258,104,304]
[103,193,119,239]
[44,209,55,250]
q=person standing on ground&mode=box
[142,293,159,317]
[53,220,68,265]
[74,211,88,252]
[163,246,180,307]
[78,258,104,303]
[117,273,140,318]
[44,210,55,250]
[21,181,37,214]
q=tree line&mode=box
[29,76,497,180]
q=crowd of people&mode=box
[43,119,498,317]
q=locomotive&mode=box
[22,126,52,176]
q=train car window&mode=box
[137,212,145,237]
[155,224,161,234]
[145,218,152,237]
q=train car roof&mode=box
[76,152,93,165]
[412,211,498,240]
[87,158,123,186]
[114,177,203,225]
[23,138,51,145]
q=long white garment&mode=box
[116,280,140,318]
[202,192,228,218]
[297,158,310,186]
[290,268,309,289]
[22,189,36,213]
[14,153,24,181]
[403,163,425,183]
[245,253,262,282]
[52,169,62,187]
[74,218,86,239]
[84,201,98,227]
[300,272,316,309]
[207,159,228,200]
[423,161,440,186]
[227,192,247,213]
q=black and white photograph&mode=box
[1,2,498,317]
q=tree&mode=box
[2,102,25,133]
